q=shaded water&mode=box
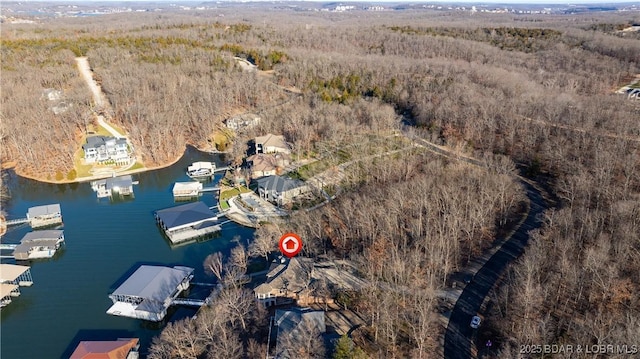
[0,147,254,358]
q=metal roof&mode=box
[111,265,193,302]
[0,283,18,298]
[0,264,30,282]
[105,175,133,191]
[21,230,64,242]
[173,182,203,191]
[27,204,61,218]
[155,202,215,230]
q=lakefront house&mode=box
[82,136,131,165]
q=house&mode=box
[254,175,309,206]
[154,202,220,244]
[246,153,290,179]
[14,229,65,260]
[82,136,131,165]
[254,257,313,307]
[273,308,326,359]
[254,258,366,307]
[70,338,140,359]
[107,265,194,321]
[27,203,62,228]
[225,114,261,131]
[255,134,291,154]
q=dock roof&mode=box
[70,338,139,359]
[155,202,215,230]
[0,264,30,282]
[21,230,64,242]
[111,265,193,302]
[27,204,61,218]
[0,283,18,298]
[173,182,203,192]
[105,175,133,191]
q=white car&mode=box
[470,315,481,329]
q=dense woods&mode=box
[1,7,639,359]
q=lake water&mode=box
[0,147,254,359]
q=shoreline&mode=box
[3,144,216,185]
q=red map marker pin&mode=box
[279,232,303,258]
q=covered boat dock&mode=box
[0,264,34,307]
[14,230,65,260]
[154,202,221,244]
[27,204,62,228]
[107,265,194,321]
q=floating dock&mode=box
[107,265,194,321]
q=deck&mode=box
[165,222,222,244]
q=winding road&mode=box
[401,126,550,359]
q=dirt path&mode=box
[75,57,108,109]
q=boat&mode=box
[187,162,215,179]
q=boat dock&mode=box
[154,202,225,244]
[2,204,63,231]
[172,182,220,199]
[107,265,194,321]
[1,264,34,308]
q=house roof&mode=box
[254,257,313,295]
[70,338,139,359]
[27,204,61,218]
[111,265,193,302]
[274,308,326,358]
[0,264,30,282]
[21,230,64,242]
[0,283,18,298]
[105,175,133,191]
[255,133,289,150]
[247,154,279,173]
[255,176,305,194]
[154,202,216,230]
[83,136,126,150]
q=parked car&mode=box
[470,315,481,329]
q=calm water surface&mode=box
[1,148,254,359]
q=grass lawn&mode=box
[219,186,252,210]
[129,161,145,171]
[630,81,640,89]
[211,129,233,151]
[73,150,94,178]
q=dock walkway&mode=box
[5,218,29,226]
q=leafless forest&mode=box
[1,7,640,359]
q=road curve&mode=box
[401,125,550,358]
[443,180,547,358]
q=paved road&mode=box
[443,180,547,359]
[400,125,550,358]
